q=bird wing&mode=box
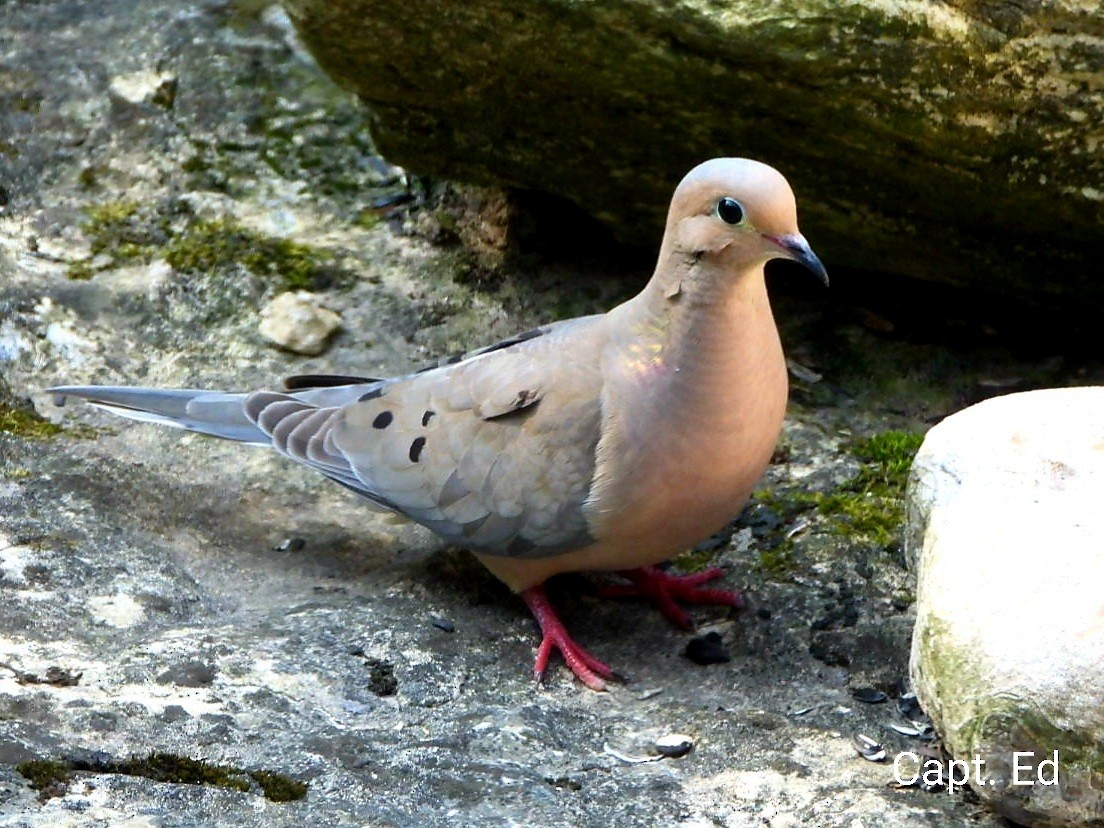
[247,315,606,558]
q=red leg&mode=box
[599,566,744,630]
[521,584,617,691]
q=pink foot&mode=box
[599,566,745,630]
[521,584,618,691]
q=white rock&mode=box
[44,321,97,366]
[87,593,147,629]
[0,321,32,363]
[108,70,178,109]
[0,533,34,585]
[907,387,1104,827]
[258,290,342,355]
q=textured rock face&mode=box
[280,0,1104,309]
[907,388,1104,827]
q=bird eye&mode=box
[716,197,746,226]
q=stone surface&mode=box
[258,290,342,355]
[2,0,1103,825]
[907,388,1104,827]
[280,0,1104,310]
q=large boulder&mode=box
[907,387,1104,827]
[280,0,1104,309]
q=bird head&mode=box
[664,158,828,286]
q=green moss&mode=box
[0,402,63,439]
[354,208,382,229]
[163,218,341,291]
[77,166,99,189]
[814,491,900,546]
[757,543,797,578]
[66,259,97,281]
[83,201,156,261]
[16,760,71,794]
[68,197,347,292]
[111,753,250,792]
[810,430,925,547]
[84,200,138,226]
[808,438,908,543]
[672,548,719,573]
[68,199,172,280]
[52,751,310,802]
[850,431,926,491]
[181,153,210,174]
[248,770,309,802]
[11,93,42,114]
[752,430,925,549]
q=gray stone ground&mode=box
[1,1,1101,825]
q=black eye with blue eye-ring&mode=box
[716,197,745,225]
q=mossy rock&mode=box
[281,0,1104,311]
[0,374,63,439]
[68,199,348,292]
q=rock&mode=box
[281,0,1104,310]
[258,290,342,355]
[108,70,178,109]
[907,387,1104,827]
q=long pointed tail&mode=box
[47,386,270,445]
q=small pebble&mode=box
[108,70,178,109]
[654,734,694,758]
[896,693,923,719]
[850,686,888,704]
[888,722,926,738]
[430,617,455,633]
[852,733,887,762]
[258,291,342,356]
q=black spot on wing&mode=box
[283,374,380,390]
[372,411,393,429]
[359,387,384,402]
[409,436,426,462]
[421,409,436,426]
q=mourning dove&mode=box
[50,158,826,690]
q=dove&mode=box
[49,158,826,690]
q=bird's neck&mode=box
[585,253,789,545]
[608,253,783,392]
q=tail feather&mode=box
[47,386,270,445]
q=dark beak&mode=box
[767,233,829,287]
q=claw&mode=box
[522,584,617,691]
[599,566,744,629]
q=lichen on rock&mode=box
[282,0,1104,310]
